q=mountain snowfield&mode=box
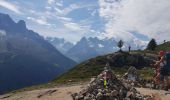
[46,37,74,54]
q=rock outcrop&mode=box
[107,52,157,68]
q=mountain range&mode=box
[47,36,147,62]
[46,37,74,54]
[0,13,76,94]
[46,37,117,62]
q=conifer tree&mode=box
[147,38,157,51]
[117,40,124,51]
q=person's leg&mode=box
[160,74,164,83]
[156,74,164,89]
[164,76,169,90]
[153,73,162,84]
[155,74,161,84]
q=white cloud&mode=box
[36,19,49,25]
[45,6,52,10]
[47,0,55,4]
[0,1,93,42]
[54,3,95,16]
[63,21,91,34]
[56,2,63,7]
[98,44,104,48]
[27,17,50,26]
[91,10,97,16]
[25,2,93,42]
[98,0,170,42]
[0,0,21,14]
[57,16,72,22]
[64,22,81,31]
[54,4,81,15]
[0,30,6,36]
[47,0,63,7]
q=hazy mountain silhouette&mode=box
[66,37,117,62]
[0,13,76,94]
[46,37,74,54]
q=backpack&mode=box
[160,52,170,76]
[165,52,170,72]
[164,52,170,70]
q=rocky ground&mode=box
[0,84,170,100]
[0,66,169,100]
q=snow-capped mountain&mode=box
[47,36,147,62]
[46,37,74,54]
[66,37,118,62]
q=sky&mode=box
[0,0,170,44]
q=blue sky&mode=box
[0,0,170,44]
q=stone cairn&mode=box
[122,66,155,89]
[72,64,153,100]
[122,66,145,87]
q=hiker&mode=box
[160,51,170,90]
[150,51,165,84]
[129,46,131,52]
[151,57,161,84]
[151,51,170,90]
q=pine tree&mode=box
[117,40,124,52]
[147,38,157,51]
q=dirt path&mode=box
[0,84,170,100]
[136,88,170,100]
[0,84,83,100]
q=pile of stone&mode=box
[123,66,139,81]
[72,64,153,100]
[122,66,154,89]
[122,66,145,87]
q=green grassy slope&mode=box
[53,42,170,83]
[155,42,170,52]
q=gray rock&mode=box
[71,64,153,100]
[111,90,118,96]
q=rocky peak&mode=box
[0,13,15,27]
[77,37,89,47]
[17,20,26,29]
[80,37,88,42]
[0,13,28,35]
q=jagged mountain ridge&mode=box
[66,37,116,62]
[46,37,74,54]
[0,13,76,94]
[48,36,147,62]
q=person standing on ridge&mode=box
[129,46,131,52]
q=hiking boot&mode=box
[163,86,169,91]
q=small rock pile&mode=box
[122,66,145,87]
[122,66,154,89]
[72,65,153,100]
[123,66,139,81]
